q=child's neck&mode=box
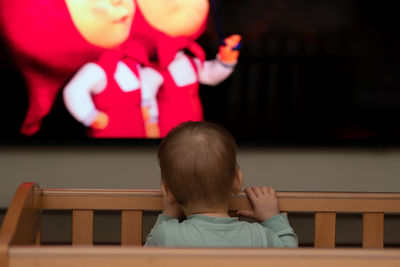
[182,202,231,218]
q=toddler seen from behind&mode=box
[145,121,298,247]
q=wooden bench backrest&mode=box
[7,247,400,267]
[2,182,400,250]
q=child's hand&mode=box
[162,195,184,220]
[237,186,280,222]
[90,111,109,130]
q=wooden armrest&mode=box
[0,182,42,267]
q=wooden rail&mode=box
[2,182,400,267]
[40,187,400,248]
[7,247,400,267]
[41,188,400,212]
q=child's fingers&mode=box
[244,187,260,207]
[252,186,263,197]
[244,187,256,199]
[267,187,277,197]
[261,186,276,196]
[261,186,269,194]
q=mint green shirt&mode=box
[145,213,298,247]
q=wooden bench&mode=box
[1,182,400,267]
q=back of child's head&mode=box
[158,121,238,207]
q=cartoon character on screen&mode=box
[62,1,163,138]
[129,0,242,136]
[0,0,130,136]
[63,45,163,138]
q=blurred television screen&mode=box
[1,0,399,146]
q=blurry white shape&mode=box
[114,61,140,92]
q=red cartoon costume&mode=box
[0,0,106,136]
[63,44,163,138]
[61,0,163,138]
[128,0,241,136]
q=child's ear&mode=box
[161,182,177,204]
[232,168,243,195]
